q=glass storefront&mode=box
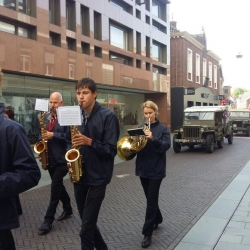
[0,73,145,143]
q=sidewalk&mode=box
[174,160,250,250]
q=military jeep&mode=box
[173,106,233,153]
[230,109,250,137]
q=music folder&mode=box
[127,128,145,136]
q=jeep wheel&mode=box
[173,134,181,153]
[246,126,250,137]
[228,132,233,144]
[206,134,214,153]
[217,136,224,149]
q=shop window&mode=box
[203,103,207,106]
[187,48,192,81]
[109,0,132,15]
[66,0,76,32]
[66,37,76,51]
[94,46,102,58]
[49,32,61,47]
[110,51,133,66]
[136,31,141,55]
[110,21,133,52]
[152,19,166,33]
[152,40,166,63]
[49,0,60,26]
[196,102,201,106]
[94,11,102,41]
[81,5,90,36]
[187,101,194,107]
[81,41,90,55]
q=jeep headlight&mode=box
[233,124,237,128]
[180,128,183,132]
[200,128,204,132]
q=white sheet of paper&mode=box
[57,106,81,126]
[35,99,49,111]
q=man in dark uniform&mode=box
[0,102,41,250]
[38,92,73,234]
[69,78,120,250]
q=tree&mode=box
[232,88,248,99]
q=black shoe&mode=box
[38,221,52,234]
[141,236,151,248]
[57,210,73,221]
[153,224,158,230]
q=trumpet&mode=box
[117,118,150,161]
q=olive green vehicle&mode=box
[230,109,250,137]
[173,106,234,153]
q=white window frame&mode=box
[196,54,200,84]
[214,65,217,89]
[69,64,75,79]
[203,58,207,85]
[20,55,30,72]
[209,62,212,87]
[187,48,193,81]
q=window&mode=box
[145,15,150,24]
[152,40,166,63]
[187,49,193,81]
[152,0,166,21]
[66,37,76,51]
[81,5,90,36]
[209,62,212,87]
[214,65,217,89]
[94,46,102,58]
[66,0,76,32]
[0,20,36,39]
[110,22,132,51]
[146,36,150,58]
[68,64,75,79]
[136,59,141,69]
[94,11,102,41]
[20,55,30,72]
[203,58,207,85]
[196,54,200,84]
[152,19,166,33]
[136,9,141,19]
[110,51,133,66]
[81,42,90,55]
[146,62,150,71]
[153,65,167,75]
[109,0,132,14]
[136,32,141,55]
[49,32,61,47]
[49,0,60,25]
[0,0,33,16]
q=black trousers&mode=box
[0,229,16,250]
[44,164,72,223]
[140,177,163,236]
[74,184,107,250]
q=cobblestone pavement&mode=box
[13,136,250,250]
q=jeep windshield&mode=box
[184,112,214,121]
[230,111,250,118]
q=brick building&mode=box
[0,0,171,142]
[170,21,224,131]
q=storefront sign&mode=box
[187,88,195,95]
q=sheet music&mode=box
[35,99,49,112]
[57,106,81,126]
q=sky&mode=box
[170,0,250,92]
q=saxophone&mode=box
[65,125,83,183]
[34,111,49,170]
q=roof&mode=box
[184,106,227,112]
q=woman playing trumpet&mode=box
[135,101,171,248]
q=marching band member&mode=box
[70,77,119,250]
[38,92,73,234]
[135,101,171,248]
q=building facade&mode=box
[0,0,171,143]
[170,21,224,131]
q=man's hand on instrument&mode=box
[72,133,92,147]
[42,131,53,140]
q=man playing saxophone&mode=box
[68,78,120,250]
[38,92,73,234]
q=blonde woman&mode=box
[136,101,171,248]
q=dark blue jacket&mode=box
[135,120,171,179]
[71,102,120,186]
[38,112,68,166]
[0,103,41,230]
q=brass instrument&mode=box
[34,111,49,170]
[65,125,83,183]
[117,118,150,161]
